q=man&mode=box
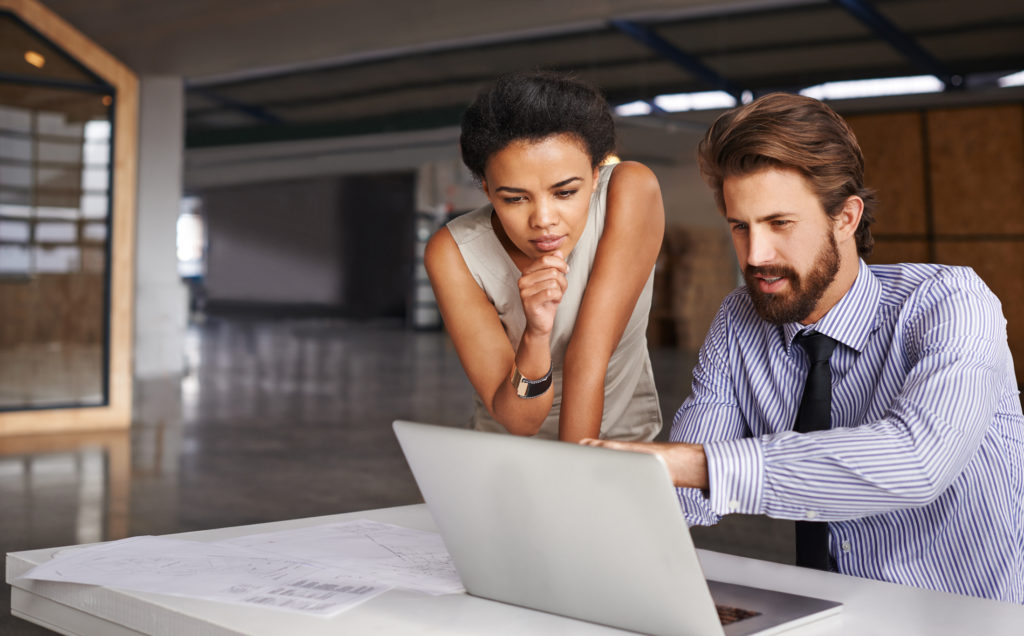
[583,93,1023,603]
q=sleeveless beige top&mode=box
[445,164,662,441]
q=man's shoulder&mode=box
[868,262,988,305]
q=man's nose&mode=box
[746,228,776,266]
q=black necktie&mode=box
[793,331,838,571]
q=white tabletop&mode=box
[7,504,1024,636]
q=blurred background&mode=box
[2,0,1023,632]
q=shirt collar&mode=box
[783,259,881,354]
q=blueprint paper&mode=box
[224,518,464,595]
[20,520,463,616]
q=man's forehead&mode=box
[722,169,823,215]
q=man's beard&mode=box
[745,233,840,325]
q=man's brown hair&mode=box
[697,93,877,256]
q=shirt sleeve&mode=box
[670,301,761,525]
[755,271,1010,521]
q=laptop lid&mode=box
[393,420,839,636]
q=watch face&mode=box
[512,367,553,399]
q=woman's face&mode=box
[482,134,598,265]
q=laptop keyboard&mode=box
[716,604,761,625]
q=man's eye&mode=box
[731,224,748,232]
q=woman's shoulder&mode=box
[603,160,664,230]
[445,203,494,244]
[605,160,660,196]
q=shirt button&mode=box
[841,540,852,553]
[728,499,741,511]
[805,510,819,519]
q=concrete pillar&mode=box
[133,76,188,382]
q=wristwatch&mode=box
[510,365,553,399]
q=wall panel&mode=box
[847,111,927,236]
[927,105,1024,236]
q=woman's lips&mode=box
[531,235,566,252]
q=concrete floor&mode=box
[1,317,794,634]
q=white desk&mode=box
[7,504,1024,635]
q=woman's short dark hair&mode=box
[460,70,616,180]
[697,93,877,257]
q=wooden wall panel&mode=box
[651,225,737,352]
[935,242,1024,381]
[927,105,1024,235]
[847,112,927,236]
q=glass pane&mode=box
[0,13,106,86]
[0,81,112,409]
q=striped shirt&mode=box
[672,260,1024,603]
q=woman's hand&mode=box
[518,251,568,337]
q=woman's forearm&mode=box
[558,345,608,442]
[490,330,555,436]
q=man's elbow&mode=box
[892,469,956,509]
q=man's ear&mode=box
[836,195,864,242]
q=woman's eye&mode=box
[555,189,578,199]
[502,196,526,204]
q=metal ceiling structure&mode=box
[32,0,1024,148]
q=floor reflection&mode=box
[2,316,793,635]
[0,429,130,545]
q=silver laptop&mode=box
[393,420,841,636]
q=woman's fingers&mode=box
[518,251,569,335]
[519,269,567,296]
[519,251,567,275]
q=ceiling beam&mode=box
[609,19,745,100]
[832,0,958,89]
[190,86,285,125]
[186,103,466,148]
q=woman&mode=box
[425,71,665,442]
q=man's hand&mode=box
[579,439,709,490]
[518,251,568,337]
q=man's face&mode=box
[722,167,842,325]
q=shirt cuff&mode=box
[704,437,765,516]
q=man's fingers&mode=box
[580,439,658,456]
[580,439,632,451]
